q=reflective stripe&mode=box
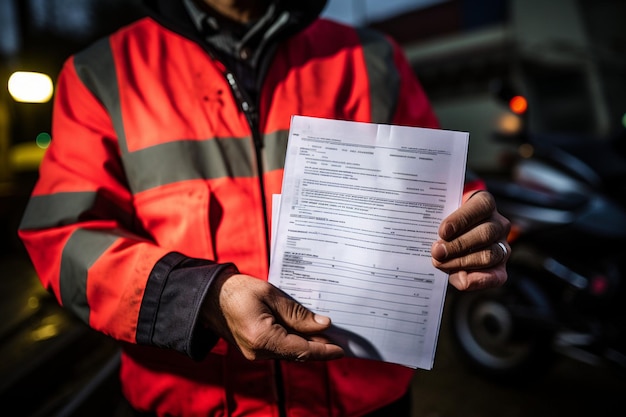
[18,131,289,228]
[74,37,128,153]
[60,229,120,323]
[19,191,133,231]
[124,137,254,194]
[357,28,400,124]
[20,192,98,230]
[124,130,288,193]
[263,129,290,174]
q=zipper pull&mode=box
[226,72,252,113]
[225,72,261,148]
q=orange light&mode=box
[506,224,522,243]
[509,95,528,115]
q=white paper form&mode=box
[268,115,468,370]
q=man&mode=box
[18,0,510,416]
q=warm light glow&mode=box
[8,141,47,171]
[496,113,523,135]
[31,323,61,341]
[31,314,64,341]
[518,143,534,159]
[507,225,521,242]
[28,296,40,309]
[509,95,528,115]
[7,71,54,103]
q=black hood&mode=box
[141,0,328,43]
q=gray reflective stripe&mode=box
[263,129,289,173]
[20,192,97,230]
[73,37,127,153]
[357,28,400,124]
[18,132,289,229]
[124,130,289,193]
[19,191,134,231]
[60,229,119,323]
[124,137,253,194]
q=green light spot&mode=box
[622,113,626,129]
[36,132,51,149]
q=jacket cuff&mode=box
[136,252,238,360]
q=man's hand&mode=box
[431,190,511,291]
[201,272,345,362]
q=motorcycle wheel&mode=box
[447,280,556,383]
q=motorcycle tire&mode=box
[447,278,556,384]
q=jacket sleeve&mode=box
[18,55,227,360]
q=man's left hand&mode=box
[431,190,511,291]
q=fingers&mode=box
[432,192,510,263]
[431,190,511,291]
[433,239,510,271]
[204,273,344,362]
[251,316,345,362]
[448,264,508,291]
[434,237,509,292]
[261,289,345,361]
[236,303,345,362]
[438,190,497,241]
[268,290,332,334]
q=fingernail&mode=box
[314,314,330,325]
[443,223,456,239]
[432,242,448,260]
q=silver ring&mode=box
[497,241,508,257]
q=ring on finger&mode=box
[497,241,508,258]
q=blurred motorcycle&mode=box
[447,83,626,383]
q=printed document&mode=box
[268,115,469,369]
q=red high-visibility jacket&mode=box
[19,4,483,416]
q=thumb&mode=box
[270,290,332,334]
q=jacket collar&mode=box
[141,0,327,48]
[140,0,327,104]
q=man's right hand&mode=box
[201,272,345,362]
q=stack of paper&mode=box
[269,115,469,370]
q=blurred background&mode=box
[1,0,625,416]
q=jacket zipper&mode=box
[224,72,271,261]
[224,71,286,417]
